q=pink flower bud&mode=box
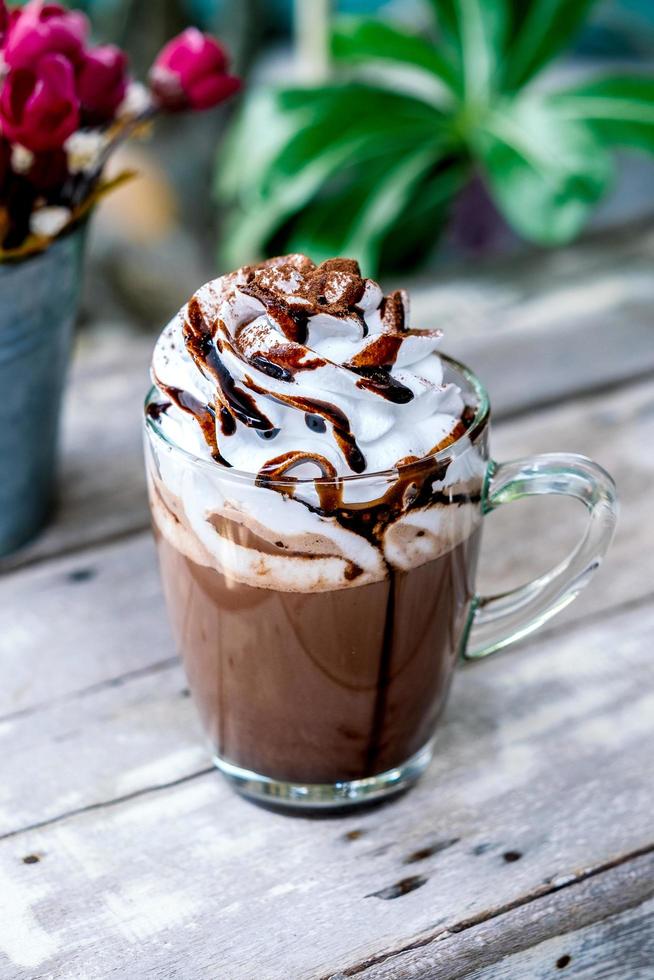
[77,45,128,124]
[0,53,80,152]
[149,28,240,112]
[4,1,89,71]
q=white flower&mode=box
[64,130,107,175]
[11,144,34,174]
[30,207,72,239]
[117,81,152,120]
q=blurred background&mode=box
[69,0,654,331]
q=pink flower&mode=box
[149,28,240,112]
[0,3,8,46]
[4,1,88,71]
[77,45,128,124]
[0,53,80,152]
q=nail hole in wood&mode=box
[367,875,428,900]
[67,568,96,584]
[22,855,40,865]
[503,850,522,863]
[556,955,572,969]
[404,837,460,864]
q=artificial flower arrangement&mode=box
[0,0,241,258]
[0,0,241,559]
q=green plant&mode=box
[217,0,654,275]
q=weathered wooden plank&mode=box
[0,597,652,979]
[0,533,172,718]
[463,897,654,980]
[2,218,654,575]
[1,376,651,718]
[480,373,654,631]
[409,218,654,414]
[0,663,203,836]
[408,217,654,341]
[335,852,654,979]
[451,310,654,420]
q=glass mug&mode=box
[144,356,617,811]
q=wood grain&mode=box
[334,852,654,979]
[0,597,652,978]
[0,664,203,837]
[0,533,171,718]
[480,375,654,632]
[463,896,654,980]
[409,219,654,414]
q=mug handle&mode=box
[464,453,618,660]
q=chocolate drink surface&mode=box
[154,519,482,784]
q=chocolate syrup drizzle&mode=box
[244,375,367,474]
[153,384,232,467]
[238,275,413,405]
[152,256,477,532]
[185,298,273,431]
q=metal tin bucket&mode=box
[0,228,85,556]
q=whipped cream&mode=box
[146,255,485,591]
[151,255,466,479]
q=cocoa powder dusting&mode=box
[154,256,475,523]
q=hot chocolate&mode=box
[145,254,488,802]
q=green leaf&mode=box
[217,3,616,273]
[432,0,509,104]
[425,0,463,41]
[285,160,398,269]
[502,0,599,91]
[378,160,470,271]
[345,148,448,269]
[550,75,654,152]
[220,135,377,269]
[287,154,468,275]
[293,146,451,273]
[216,88,299,200]
[217,83,453,269]
[266,85,448,197]
[331,17,459,95]
[476,96,613,245]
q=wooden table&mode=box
[1,222,653,980]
